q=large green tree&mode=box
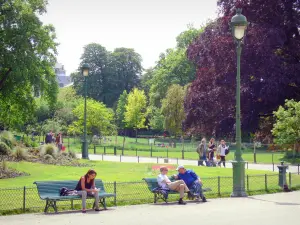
[72,45,142,107]
[69,98,116,136]
[0,0,58,129]
[272,99,300,154]
[148,26,203,107]
[116,90,128,130]
[124,88,147,142]
[161,84,186,136]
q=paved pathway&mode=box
[77,154,300,173]
[1,191,299,225]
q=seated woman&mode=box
[75,169,100,213]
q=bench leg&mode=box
[44,200,57,214]
[99,198,107,210]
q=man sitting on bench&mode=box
[157,166,193,205]
[173,165,207,202]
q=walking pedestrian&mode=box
[217,140,229,167]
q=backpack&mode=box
[225,148,230,155]
[59,187,78,196]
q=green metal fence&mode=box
[1,173,299,215]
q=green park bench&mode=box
[143,178,212,203]
[34,179,115,213]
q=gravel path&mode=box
[78,154,300,173]
[1,191,299,225]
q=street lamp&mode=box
[81,63,90,159]
[230,8,248,197]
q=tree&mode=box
[147,106,164,132]
[161,84,186,136]
[184,0,300,137]
[272,99,300,154]
[124,88,147,142]
[0,0,58,129]
[69,99,116,137]
[116,90,128,130]
[148,26,203,107]
[72,45,142,107]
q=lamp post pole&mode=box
[230,8,248,197]
[82,64,90,159]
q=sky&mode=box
[40,0,218,75]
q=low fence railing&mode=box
[1,173,300,214]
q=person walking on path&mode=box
[75,169,100,213]
[197,138,208,166]
[157,166,193,205]
[217,140,229,168]
[55,132,63,151]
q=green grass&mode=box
[0,160,276,188]
[0,160,300,215]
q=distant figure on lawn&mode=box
[75,169,100,213]
[173,165,207,202]
[208,138,216,167]
[157,166,192,205]
[197,138,208,166]
[217,140,229,168]
[45,131,53,144]
[55,132,63,151]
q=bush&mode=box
[0,142,11,156]
[68,150,77,159]
[1,160,8,171]
[14,147,27,160]
[23,139,38,148]
[40,144,57,157]
[43,154,54,161]
[0,131,16,149]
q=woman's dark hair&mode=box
[84,169,97,182]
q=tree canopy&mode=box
[0,0,58,129]
[184,0,300,137]
[72,44,142,107]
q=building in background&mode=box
[55,63,72,88]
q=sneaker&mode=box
[82,210,86,213]
[178,199,187,205]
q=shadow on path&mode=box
[248,196,300,206]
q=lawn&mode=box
[0,160,276,188]
[0,160,300,215]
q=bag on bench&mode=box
[59,187,78,196]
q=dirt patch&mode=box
[0,164,29,179]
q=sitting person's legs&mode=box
[88,192,99,209]
[167,180,189,197]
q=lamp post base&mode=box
[231,160,247,197]
[82,141,89,160]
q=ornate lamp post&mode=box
[81,63,90,159]
[230,8,248,197]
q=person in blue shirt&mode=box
[173,165,207,202]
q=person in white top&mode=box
[217,140,228,167]
[157,166,191,205]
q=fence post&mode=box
[113,182,117,206]
[289,172,292,188]
[157,157,159,164]
[150,144,153,157]
[272,153,274,164]
[68,137,70,151]
[114,147,116,155]
[265,174,268,191]
[23,186,26,212]
[104,146,107,155]
[218,176,221,196]
[94,145,96,154]
[120,155,122,162]
[246,175,249,191]
[138,156,140,163]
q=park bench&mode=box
[143,178,212,203]
[34,179,115,213]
